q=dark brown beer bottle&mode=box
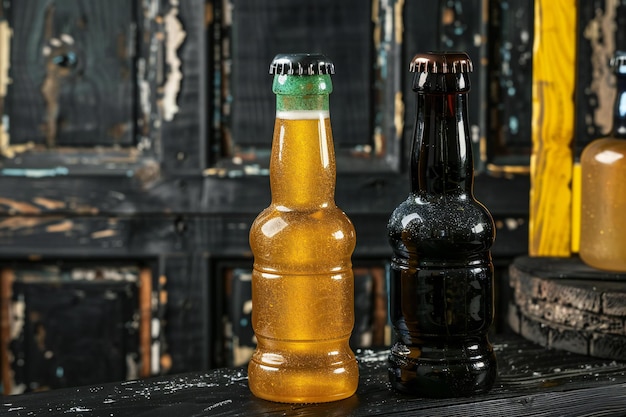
[387,52,497,397]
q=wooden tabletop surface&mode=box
[2,332,626,416]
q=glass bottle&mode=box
[580,51,626,272]
[247,53,358,403]
[387,52,497,397]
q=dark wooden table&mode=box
[2,332,626,416]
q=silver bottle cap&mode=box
[409,52,473,74]
[269,53,335,76]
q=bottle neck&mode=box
[276,95,329,112]
[613,76,626,138]
[411,92,474,195]
[270,91,335,209]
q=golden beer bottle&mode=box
[248,53,358,403]
[580,51,626,271]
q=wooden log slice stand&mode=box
[508,256,626,360]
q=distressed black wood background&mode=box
[12,271,139,390]
[230,0,372,153]
[575,0,626,155]
[7,0,136,148]
[0,0,615,393]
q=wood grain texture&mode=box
[160,0,206,173]
[229,0,372,149]
[529,0,577,256]
[438,0,489,171]
[6,0,135,148]
[487,0,533,168]
[0,268,13,394]
[139,267,152,378]
[509,256,626,360]
[372,0,404,169]
[5,266,143,394]
[3,333,626,416]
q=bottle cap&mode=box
[611,51,626,75]
[269,53,335,76]
[409,52,473,73]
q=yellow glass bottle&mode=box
[247,53,358,403]
[580,52,626,272]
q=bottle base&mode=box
[579,251,626,273]
[388,340,497,398]
[248,357,358,403]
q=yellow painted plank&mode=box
[529,0,577,256]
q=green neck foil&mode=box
[273,74,333,111]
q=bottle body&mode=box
[248,59,358,403]
[580,53,626,272]
[387,52,496,397]
[580,138,626,271]
[387,194,496,397]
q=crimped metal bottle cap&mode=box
[269,53,335,76]
[409,52,473,73]
[612,51,626,74]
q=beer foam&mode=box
[276,110,330,120]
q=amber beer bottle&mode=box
[387,52,497,397]
[580,51,626,272]
[248,53,358,403]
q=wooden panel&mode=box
[403,0,440,130]
[371,0,404,172]
[160,0,207,173]
[162,254,210,372]
[2,264,144,394]
[439,0,489,171]
[0,0,202,174]
[529,0,577,256]
[352,267,389,348]
[230,0,371,149]
[0,268,12,394]
[487,0,533,169]
[6,0,135,148]
[223,268,254,367]
[139,267,153,378]
[212,0,401,174]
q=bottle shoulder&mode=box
[581,137,626,162]
[250,205,356,244]
[252,204,354,227]
[388,194,494,225]
[387,193,495,256]
[250,205,356,272]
